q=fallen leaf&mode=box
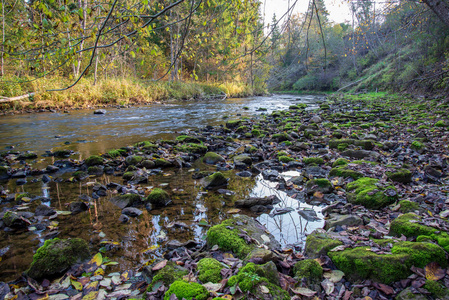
[323,270,345,283]
[202,282,221,292]
[372,282,394,295]
[227,208,241,214]
[291,287,317,297]
[260,285,270,294]
[425,262,446,281]
[329,245,346,252]
[321,278,334,295]
[152,260,167,271]
[70,279,82,291]
[198,219,209,226]
[90,253,103,267]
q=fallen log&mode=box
[0,93,35,103]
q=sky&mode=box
[262,0,353,26]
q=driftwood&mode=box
[337,78,364,92]
[0,93,35,103]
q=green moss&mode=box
[329,166,363,180]
[424,280,449,298]
[293,259,323,283]
[163,280,208,300]
[434,120,447,128]
[338,143,348,151]
[305,231,343,258]
[329,139,374,150]
[85,155,104,166]
[197,258,223,283]
[203,152,225,165]
[411,141,424,151]
[226,120,242,129]
[108,149,126,158]
[389,213,437,237]
[149,262,188,291]
[398,200,419,213]
[146,188,170,207]
[125,155,143,166]
[206,220,251,258]
[236,125,248,133]
[16,192,32,202]
[332,158,349,167]
[271,133,290,142]
[175,135,201,144]
[303,157,324,165]
[26,238,90,280]
[386,169,412,183]
[227,262,288,299]
[176,143,207,154]
[122,171,135,181]
[251,129,261,137]
[346,177,397,209]
[153,158,173,167]
[202,171,228,188]
[329,246,410,284]
[279,155,294,163]
[392,241,447,268]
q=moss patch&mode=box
[305,231,343,258]
[386,169,412,183]
[85,155,104,166]
[206,219,251,258]
[148,262,188,291]
[26,238,90,280]
[303,157,324,165]
[329,166,363,180]
[293,259,323,284]
[163,280,208,300]
[146,188,170,207]
[197,258,224,283]
[346,177,397,209]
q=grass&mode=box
[0,76,264,111]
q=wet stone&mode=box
[46,165,60,173]
[70,202,89,214]
[35,205,56,217]
[261,169,280,181]
[118,214,129,223]
[122,207,142,217]
[236,171,252,177]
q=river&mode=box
[0,94,325,282]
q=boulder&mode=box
[122,207,142,217]
[26,238,90,280]
[201,172,228,189]
[203,152,225,165]
[93,109,106,114]
[145,188,171,207]
[324,214,363,230]
[2,211,30,229]
[305,178,333,195]
[110,193,142,209]
[35,205,56,217]
[69,202,89,214]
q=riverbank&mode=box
[1,92,449,299]
[0,76,267,114]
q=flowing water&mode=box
[0,94,325,282]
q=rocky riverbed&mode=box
[0,93,449,299]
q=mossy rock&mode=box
[305,178,333,195]
[125,155,144,166]
[411,141,424,151]
[329,241,447,284]
[293,259,323,284]
[303,157,324,165]
[434,120,448,128]
[346,177,397,209]
[278,155,294,163]
[146,188,171,207]
[2,211,29,228]
[389,213,449,250]
[197,258,223,283]
[176,143,207,154]
[233,155,252,166]
[329,139,374,150]
[332,158,349,168]
[26,238,90,280]
[110,193,142,209]
[153,158,173,168]
[386,169,412,184]
[148,262,188,292]
[206,215,280,258]
[87,166,104,176]
[203,152,225,165]
[84,155,104,166]
[163,280,208,300]
[227,262,288,299]
[52,150,73,158]
[73,171,88,180]
[329,166,363,180]
[175,135,202,144]
[122,171,135,181]
[201,172,228,189]
[107,148,126,158]
[305,231,343,259]
[226,120,242,129]
[271,133,291,142]
[398,200,420,213]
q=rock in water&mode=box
[145,188,171,207]
[26,238,90,280]
[201,172,228,189]
[93,109,106,115]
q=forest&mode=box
[0,0,448,109]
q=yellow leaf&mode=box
[89,253,103,267]
[82,291,99,300]
[94,268,104,276]
[71,279,83,291]
[428,210,433,217]
[120,270,129,281]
